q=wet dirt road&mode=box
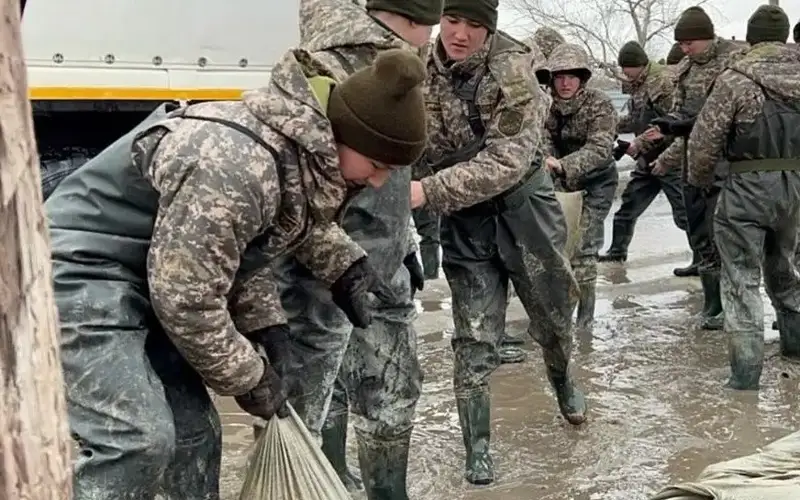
[217,190,800,499]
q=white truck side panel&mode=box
[23,0,300,91]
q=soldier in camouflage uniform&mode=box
[264,1,440,498]
[412,0,587,485]
[534,26,566,59]
[687,5,800,390]
[539,43,619,328]
[667,42,687,66]
[646,6,745,330]
[45,48,427,500]
[599,41,687,263]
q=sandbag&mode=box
[239,404,351,500]
[555,191,584,259]
[650,430,800,500]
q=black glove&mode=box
[242,325,291,419]
[650,117,696,137]
[330,257,377,329]
[403,253,425,297]
[613,140,630,161]
[234,354,289,420]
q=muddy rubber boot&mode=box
[456,393,494,485]
[547,367,587,425]
[321,412,364,492]
[420,245,439,280]
[699,272,723,331]
[356,429,411,500]
[777,311,800,361]
[575,282,596,329]
[725,331,764,390]
[498,345,527,364]
[674,248,700,277]
[598,222,630,262]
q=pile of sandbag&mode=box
[651,431,800,500]
[239,405,351,500]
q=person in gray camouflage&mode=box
[687,5,800,390]
[257,1,442,499]
[539,43,620,328]
[413,0,587,486]
[45,48,427,500]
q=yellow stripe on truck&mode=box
[29,87,244,101]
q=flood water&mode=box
[216,192,800,499]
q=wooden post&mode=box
[0,0,73,498]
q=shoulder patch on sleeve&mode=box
[488,51,537,106]
[497,109,525,136]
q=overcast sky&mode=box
[495,1,800,42]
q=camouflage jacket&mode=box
[656,37,746,172]
[688,42,800,187]
[131,50,362,396]
[534,27,566,59]
[298,0,418,281]
[621,62,676,154]
[543,87,618,191]
[418,34,548,214]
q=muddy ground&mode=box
[217,180,800,499]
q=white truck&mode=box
[21,0,300,189]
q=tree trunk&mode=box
[0,0,73,498]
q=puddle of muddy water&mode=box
[215,271,797,500]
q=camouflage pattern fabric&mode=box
[534,26,566,59]
[266,0,423,449]
[687,42,800,388]
[620,62,676,154]
[47,46,373,498]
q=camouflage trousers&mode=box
[441,166,579,397]
[57,279,221,500]
[254,256,355,442]
[714,171,800,363]
[683,184,721,274]
[561,165,619,284]
[608,166,687,252]
[412,206,441,279]
[326,264,423,440]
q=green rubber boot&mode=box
[356,429,412,500]
[547,367,587,425]
[456,393,494,485]
[576,282,596,329]
[725,331,764,390]
[321,412,363,492]
[699,272,724,331]
[777,310,800,361]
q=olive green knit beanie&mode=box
[746,5,790,45]
[674,6,715,41]
[328,49,427,166]
[366,0,443,26]
[617,41,649,67]
[443,0,498,33]
[666,42,685,64]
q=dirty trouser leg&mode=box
[600,168,660,261]
[684,185,724,329]
[341,265,422,499]
[412,206,441,279]
[497,167,585,425]
[263,257,352,442]
[659,170,689,232]
[572,165,619,328]
[56,278,220,500]
[441,208,506,485]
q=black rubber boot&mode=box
[575,282,596,329]
[674,247,700,277]
[356,429,412,500]
[321,412,363,493]
[699,272,723,331]
[777,310,800,361]
[547,367,587,425]
[420,245,440,280]
[725,331,764,390]
[456,393,494,485]
[598,221,630,262]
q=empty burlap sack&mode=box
[239,404,351,500]
[555,191,584,259]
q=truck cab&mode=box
[22,0,299,192]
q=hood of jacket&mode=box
[242,49,346,222]
[300,0,405,53]
[728,42,800,102]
